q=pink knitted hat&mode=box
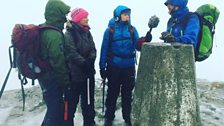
[71,8,89,23]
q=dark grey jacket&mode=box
[65,22,96,82]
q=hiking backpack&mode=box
[0,24,60,110]
[182,4,220,62]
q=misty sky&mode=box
[0,0,223,90]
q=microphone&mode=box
[148,15,160,32]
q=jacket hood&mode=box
[108,18,115,27]
[44,0,70,29]
[165,0,189,19]
[113,5,131,22]
[171,6,189,19]
[164,0,188,8]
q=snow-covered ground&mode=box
[197,79,224,126]
[0,79,224,126]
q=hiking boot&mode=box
[104,119,112,126]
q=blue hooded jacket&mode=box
[99,5,139,69]
[165,0,200,48]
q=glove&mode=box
[145,31,152,42]
[160,32,176,43]
[100,69,108,80]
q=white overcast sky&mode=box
[0,0,223,90]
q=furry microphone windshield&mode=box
[148,15,160,29]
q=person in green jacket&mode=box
[38,0,70,126]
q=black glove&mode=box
[160,32,176,43]
[100,69,108,80]
[145,31,152,42]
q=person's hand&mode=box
[145,31,152,42]
[160,32,176,43]
[100,69,107,80]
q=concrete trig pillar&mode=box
[132,43,201,126]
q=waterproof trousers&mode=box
[105,66,135,122]
[39,75,64,126]
[64,75,95,126]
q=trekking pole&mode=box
[0,46,14,99]
[87,78,90,105]
[0,68,12,99]
[102,78,106,113]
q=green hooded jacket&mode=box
[40,0,71,87]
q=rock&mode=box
[210,82,224,90]
[132,43,201,126]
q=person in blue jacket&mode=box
[160,0,200,49]
[99,5,152,126]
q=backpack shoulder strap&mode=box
[108,24,135,48]
[108,25,115,50]
[39,25,61,33]
[39,24,64,42]
[180,12,203,45]
[109,24,134,43]
[180,12,195,29]
[109,25,115,43]
[180,12,204,32]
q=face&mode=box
[167,4,179,14]
[79,17,89,26]
[121,13,130,22]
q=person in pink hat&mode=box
[64,8,96,126]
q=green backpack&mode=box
[182,4,220,61]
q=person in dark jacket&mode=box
[38,0,71,126]
[160,0,200,49]
[99,5,152,126]
[64,8,96,126]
